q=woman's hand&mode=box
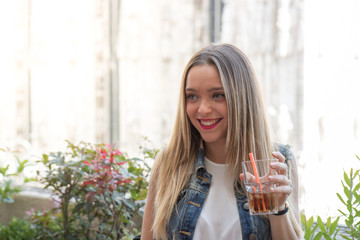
[269,151,293,210]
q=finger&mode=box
[272,151,285,163]
[270,185,293,195]
[269,175,291,186]
[270,161,288,175]
[239,173,244,182]
[239,172,256,183]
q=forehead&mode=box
[185,64,222,88]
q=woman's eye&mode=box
[186,94,198,101]
[213,93,225,100]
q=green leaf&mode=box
[354,208,360,218]
[338,209,346,217]
[306,216,314,230]
[326,216,331,229]
[300,213,306,225]
[73,202,86,213]
[42,154,49,164]
[345,219,351,228]
[347,204,353,215]
[343,184,351,200]
[353,182,360,194]
[354,192,360,204]
[123,198,136,211]
[313,232,323,240]
[344,171,351,187]
[0,165,9,176]
[323,235,331,240]
[329,217,340,235]
[337,193,346,205]
[17,159,29,173]
[341,234,351,240]
[317,216,326,232]
[309,225,318,238]
[24,177,36,183]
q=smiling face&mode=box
[185,64,228,146]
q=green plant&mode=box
[301,213,321,240]
[302,154,360,240]
[301,214,340,240]
[31,142,91,239]
[29,140,154,239]
[316,216,341,240]
[27,207,64,239]
[337,155,360,239]
[0,148,32,203]
[0,217,37,240]
[120,228,141,240]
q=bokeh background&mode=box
[1,0,360,221]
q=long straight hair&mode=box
[151,43,301,239]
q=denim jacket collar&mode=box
[195,148,205,171]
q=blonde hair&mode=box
[151,43,302,239]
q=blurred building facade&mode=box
[1,0,360,219]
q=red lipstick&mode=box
[198,119,222,130]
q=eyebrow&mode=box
[185,87,224,92]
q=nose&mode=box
[198,99,213,114]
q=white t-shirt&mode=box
[193,157,242,240]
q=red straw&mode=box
[249,153,261,187]
[249,153,267,211]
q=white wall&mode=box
[302,0,360,219]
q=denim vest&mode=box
[167,149,274,240]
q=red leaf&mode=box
[115,161,126,165]
[82,179,95,186]
[112,149,122,156]
[118,179,131,185]
[83,160,91,166]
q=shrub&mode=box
[28,140,155,239]
[0,217,37,240]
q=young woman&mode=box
[141,43,303,239]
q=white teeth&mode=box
[200,119,218,126]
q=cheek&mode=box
[186,104,198,124]
[219,103,228,118]
[186,104,195,117]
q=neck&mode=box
[204,141,226,164]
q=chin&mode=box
[199,133,227,145]
[201,136,221,144]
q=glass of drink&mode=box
[242,158,279,215]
